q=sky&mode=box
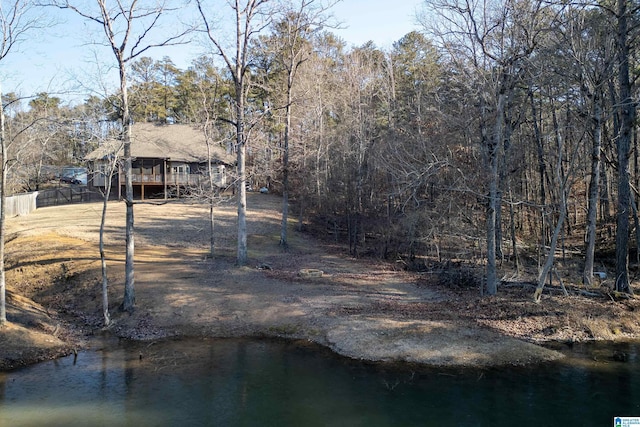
[1,0,423,105]
[331,0,423,48]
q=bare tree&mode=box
[422,0,558,295]
[197,65,230,257]
[533,130,582,302]
[52,0,193,312]
[197,0,272,265]
[98,145,121,326]
[561,8,615,287]
[1,0,47,327]
[263,0,337,249]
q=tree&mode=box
[613,0,635,294]
[197,0,272,266]
[339,43,387,257]
[423,0,557,295]
[53,0,192,312]
[156,56,180,122]
[129,56,180,122]
[1,0,46,327]
[98,142,121,326]
[186,56,230,257]
[129,56,163,122]
[22,92,65,191]
[174,55,233,123]
[280,30,346,227]
[562,7,616,287]
[533,102,582,301]
[383,32,456,261]
[261,1,336,249]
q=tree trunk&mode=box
[120,64,136,312]
[0,85,7,326]
[280,77,293,249]
[600,157,611,221]
[583,93,602,287]
[99,150,120,327]
[207,145,216,257]
[534,187,568,302]
[529,90,547,233]
[486,88,506,296]
[100,207,110,326]
[509,187,520,274]
[236,81,248,266]
[631,192,640,266]
[486,141,499,295]
[614,0,634,294]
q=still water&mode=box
[0,337,639,426]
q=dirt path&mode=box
[4,194,568,367]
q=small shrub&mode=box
[437,265,482,289]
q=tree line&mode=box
[1,0,639,324]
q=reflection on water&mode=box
[1,337,639,426]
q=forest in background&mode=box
[2,0,640,301]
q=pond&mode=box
[1,337,639,426]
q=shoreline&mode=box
[5,280,640,371]
[2,198,639,371]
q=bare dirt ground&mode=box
[2,193,640,370]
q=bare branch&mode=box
[46,0,194,64]
[1,0,49,61]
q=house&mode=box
[85,123,235,200]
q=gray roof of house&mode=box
[85,123,235,165]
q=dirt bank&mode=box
[2,194,639,369]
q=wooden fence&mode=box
[5,187,116,218]
[6,192,38,217]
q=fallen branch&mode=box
[579,290,601,298]
[607,291,632,301]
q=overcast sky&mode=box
[1,0,423,105]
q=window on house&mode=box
[172,165,190,175]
